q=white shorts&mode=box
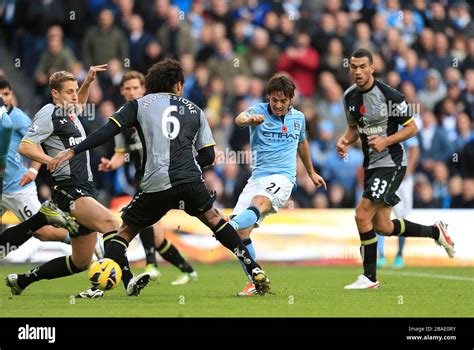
[393,175,414,218]
[231,174,293,226]
[1,184,41,222]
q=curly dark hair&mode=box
[145,58,184,94]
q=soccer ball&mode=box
[88,258,122,291]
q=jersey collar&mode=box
[358,79,377,94]
[266,104,293,120]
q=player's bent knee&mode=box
[354,212,369,226]
[237,228,252,239]
[70,256,92,271]
[100,216,119,232]
[373,223,392,236]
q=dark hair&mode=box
[121,70,145,87]
[265,74,296,99]
[145,59,184,93]
[0,75,11,90]
[351,48,373,64]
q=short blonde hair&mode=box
[49,71,77,91]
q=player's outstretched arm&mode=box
[47,119,120,172]
[77,64,108,113]
[235,112,265,127]
[297,138,327,190]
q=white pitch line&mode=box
[382,270,474,282]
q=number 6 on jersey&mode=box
[162,105,180,140]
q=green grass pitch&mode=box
[0,263,472,317]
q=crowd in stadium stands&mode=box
[1,0,473,209]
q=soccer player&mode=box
[99,71,198,285]
[229,74,326,296]
[0,75,81,252]
[48,59,271,295]
[337,49,455,289]
[377,132,420,269]
[5,66,147,298]
[0,91,13,190]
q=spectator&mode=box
[426,33,454,76]
[455,112,474,152]
[276,31,319,97]
[399,49,427,91]
[207,39,250,92]
[82,8,129,68]
[245,27,279,81]
[418,69,446,111]
[461,37,474,73]
[417,110,452,173]
[462,69,474,118]
[448,175,464,208]
[157,6,196,59]
[432,161,450,208]
[126,14,153,74]
[414,177,442,208]
[35,27,76,102]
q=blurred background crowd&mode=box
[0,0,473,209]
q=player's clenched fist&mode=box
[248,114,265,126]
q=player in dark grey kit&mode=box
[336,49,455,289]
[49,59,271,295]
[4,66,142,299]
[98,71,198,284]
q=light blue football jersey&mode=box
[0,106,13,168]
[246,103,306,183]
[3,106,34,193]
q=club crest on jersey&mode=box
[294,121,301,131]
[282,125,288,133]
[359,116,369,127]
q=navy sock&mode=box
[17,255,83,289]
[360,229,377,282]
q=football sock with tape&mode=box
[105,235,133,288]
[102,230,117,250]
[230,206,260,230]
[139,226,157,266]
[360,229,377,282]
[0,224,33,248]
[17,255,82,289]
[391,219,439,240]
[212,219,261,275]
[239,238,256,281]
[0,211,49,247]
[157,239,193,273]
